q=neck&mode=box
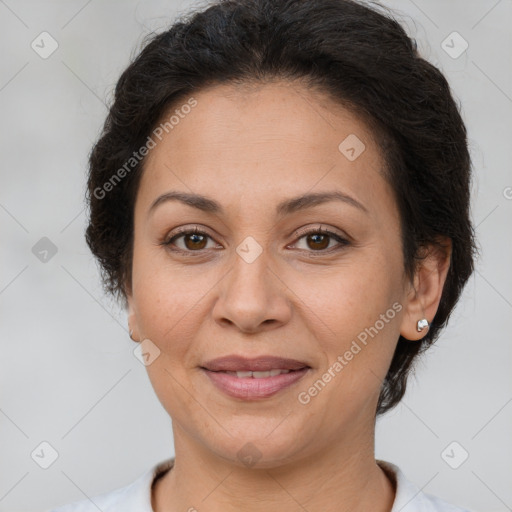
[152,422,395,512]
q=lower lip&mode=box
[201,368,310,399]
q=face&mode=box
[127,80,426,467]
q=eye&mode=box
[291,226,350,253]
[162,227,219,254]
[161,225,350,256]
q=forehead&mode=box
[138,80,392,220]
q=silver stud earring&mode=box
[417,318,429,332]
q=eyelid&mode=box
[168,225,214,238]
[292,224,348,241]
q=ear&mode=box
[399,237,452,341]
[126,291,141,343]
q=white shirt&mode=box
[49,458,473,512]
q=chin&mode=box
[200,416,314,469]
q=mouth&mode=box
[213,369,296,378]
[201,355,310,372]
[200,355,311,399]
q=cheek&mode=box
[291,251,402,390]
[294,251,401,336]
[131,265,209,415]
[130,247,208,351]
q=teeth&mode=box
[252,371,271,378]
[224,369,292,378]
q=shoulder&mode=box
[49,473,150,512]
[377,460,474,512]
[49,459,174,512]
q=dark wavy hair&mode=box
[85,0,477,415]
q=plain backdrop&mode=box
[0,1,511,511]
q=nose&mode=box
[212,248,292,334]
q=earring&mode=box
[417,318,429,332]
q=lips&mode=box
[201,355,310,372]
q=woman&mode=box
[52,0,477,510]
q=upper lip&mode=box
[201,355,310,372]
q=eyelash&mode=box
[160,226,350,257]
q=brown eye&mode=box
[182,232,208,250]
[163,228,217,253]
[162,226,349,256]
[305,233,330,250]
[293,228,349,253]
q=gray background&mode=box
[0,1,511,511]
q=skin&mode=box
[126,80,451,512]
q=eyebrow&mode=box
[148,190,369,217]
